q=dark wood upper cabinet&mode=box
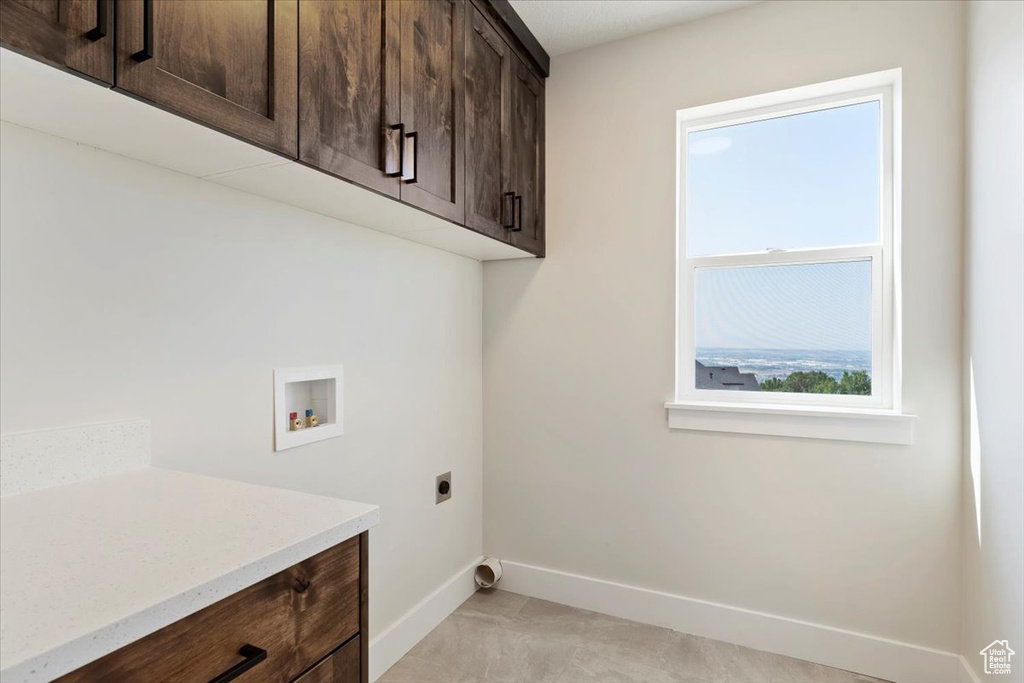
[0,0,114,84]
[464,3,511,241]
[115,0,298,157]
[298,0,400,197]
[397,0,465,224]
[3,0,547,257]
[508,53,544,256]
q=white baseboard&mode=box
[368,556,482,682]
[958,655,982,683]
[499,560,963,683]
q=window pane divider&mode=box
[687,244,880,270]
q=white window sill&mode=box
[665,401,916,445]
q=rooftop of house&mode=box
[695,360,760,391]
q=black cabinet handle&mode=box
[208,644,267,683]
[385,123,404,177]
[85,0,108,41]
[132,0,154,62]
[503,192,515,229]
[511,194,523,232]
[402,131,418,184]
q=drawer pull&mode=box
[402,131,418,184]
[131,0,153,62]
[208,644,267,683]
[293,577,311,594]
[503,192,515,229]
[385,123,404,177]
[85,0,108,41]
[512,195,523,232]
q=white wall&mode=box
[963,1,1024,679]
[484,0,964,652]
[0,122,483,642]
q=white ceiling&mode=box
[508,0,759,57]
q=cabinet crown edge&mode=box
[477,0,550,78]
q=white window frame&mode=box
[668,70,914,444]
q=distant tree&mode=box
[759,377,786,392]
[788,371,838,393]
[759,371,839,394]
[838,370,871,395]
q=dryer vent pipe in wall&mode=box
[475,558,502,588]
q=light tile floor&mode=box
[378,589,892,683]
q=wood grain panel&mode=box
[398,0,465,223]
[296,637,361,683]
[57,536,361,682]
[509,53,544,256]
[474,0,549,78]
[154,0,269,116]
[9,0,58,21]
[299,0,400,197]
[0,0,114,84]
[116,0,297,156]
[464,3,511,241]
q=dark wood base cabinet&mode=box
[56,533,369,683]
[296,637,361,683]
[1,0,548,257]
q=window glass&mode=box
[694,261,873,394]
[686,101,880,256]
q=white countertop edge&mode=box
[1,505,379,683]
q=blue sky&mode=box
[688,101,879,352]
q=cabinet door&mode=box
[398,0,465,223]
[299,0,400,197]
[0,0,113,83]
[115,0,297,156]
[464,5,511,241]
[509,54,544,256]
[295,637,361,683]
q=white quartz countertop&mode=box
[0,468,379,682]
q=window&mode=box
[669,71,913,444]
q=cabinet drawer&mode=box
[58,536,361,682]
[295,637,360,683]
